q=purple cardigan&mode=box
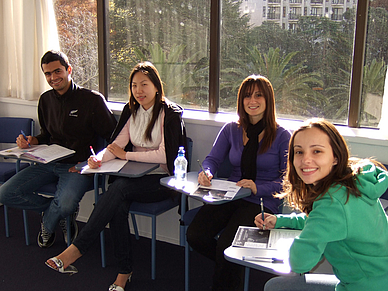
[202,122,291,214]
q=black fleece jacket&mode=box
[36,81,117,164]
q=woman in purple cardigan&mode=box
[186,75,291,291]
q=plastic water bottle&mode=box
[174,146,187,189]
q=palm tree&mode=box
[220,47,324,117]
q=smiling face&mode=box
[293,127,338,185]
[243,85,266,124]
[42,60,72,95]
[130,71,158,110]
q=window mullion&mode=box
[97,0,109,99]
[208,0,221,113]
[348,0,369,128]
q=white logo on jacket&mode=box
[69,110,78,117]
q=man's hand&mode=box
[16,135,38,149]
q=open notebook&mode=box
[0,144,75,164]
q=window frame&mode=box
[96,0,368,128]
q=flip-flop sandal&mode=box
[45,257,78,275]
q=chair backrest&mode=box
[186,137,193,172]
[0,117,34,144]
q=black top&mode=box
[36,81,117,164]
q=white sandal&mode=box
[108,273,132,291]
[45,257,78,275]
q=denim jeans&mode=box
[0,162,93,233]
[264,274,339,291]
[72,174,174,274]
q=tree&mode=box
[54,0,99,90]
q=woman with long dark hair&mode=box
[45,62,187,291]
[187,75,291,290]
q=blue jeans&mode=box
[264,274,339,291]
[0,162,93,233]
[72,174,174,274]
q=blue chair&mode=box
[0,117,34,244]
[130,137,193,279]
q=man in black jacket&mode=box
[0,50,117,248]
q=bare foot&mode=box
[46,244,82,269]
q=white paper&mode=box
[81,159,127,174]
[190,179,241,201]
[232,226,301,249]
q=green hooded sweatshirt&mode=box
[275,162,388,291]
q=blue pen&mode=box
[21,130,31,147]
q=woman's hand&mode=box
[88,156,101,169]
[254,213,277,230]
[198,170,213,186]
[106,143,126,160]
[236,179,257,195]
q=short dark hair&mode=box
[41,50,70,71]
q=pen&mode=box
[261,197,265,230]
[21,130,31,147]
[242,256,284,264]
[197,159,211,182]
[89,146,96,157]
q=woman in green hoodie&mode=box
[255,119,388,291]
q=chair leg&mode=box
[244,267,250,291]
[100,230,106,268]
[22,210,30,245]
[66,216,71,247]
[185,234,190,291]
[4,205,10,237]
[130,213,140,240]
[151,215,156,280]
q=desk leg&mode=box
[244,266,250,291]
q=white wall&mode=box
[2,97,388,249]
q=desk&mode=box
[160,171,251,205]
[224,246,294,291]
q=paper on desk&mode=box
[81,159,127,174]
[190,179,241,201]
[232,226,301,249]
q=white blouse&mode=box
[100,106,168,173]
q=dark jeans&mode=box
[72,173,174,274]
[186,199,272,291]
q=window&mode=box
[106,0,210,107]
[54,0,387,129]
[54,0,99,91]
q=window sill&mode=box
[2,97,388,147]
